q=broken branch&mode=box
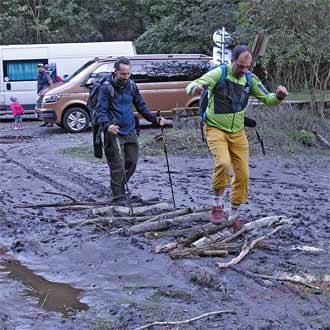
[216,224,286,268]
[133,309,236,330]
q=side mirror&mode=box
[84,77,95,89]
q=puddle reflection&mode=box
[0,253,88,316]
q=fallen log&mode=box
[144,208,192,223]
[251,273,322,291]
[92,202,171,217]
[169,242,242,259]
[128,218,175,235]
[216,223,287,268]
[67,214,153,228]
[180,218,233,247]
[192,229,232,247]
[154,242,178,254]
[143,206,212,224]
[197,250,229,257]
[314,131,330,148]
[230,267,323,291]
[219,215,288,244]
[128,210,211,235]
[145,227,196,239]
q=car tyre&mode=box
[62,107,90,133]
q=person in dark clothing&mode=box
[96,57,164,201]
[37,63,54,127]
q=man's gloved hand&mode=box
[276,86,288,100]
[108,124,120,135]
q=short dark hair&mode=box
[114,57,131,70]
[232,45,252,61]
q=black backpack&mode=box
[87,73,113,126]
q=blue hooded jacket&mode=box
[96,76,157,135]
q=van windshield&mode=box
[63,60,95,82]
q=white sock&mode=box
[214,196,223,206]
[229,204,240,219]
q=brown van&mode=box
[34,54,212,133]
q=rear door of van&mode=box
[1,46,48,113]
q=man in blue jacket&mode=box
[96,56,163,201]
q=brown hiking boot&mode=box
[210,205,224,224]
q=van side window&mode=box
[131,59,210,83]
[3,59,48,81]
[90,63,114,77]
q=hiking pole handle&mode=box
[157,110,165,138]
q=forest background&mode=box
[1,0,330,92]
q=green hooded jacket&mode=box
[186,64,282,133]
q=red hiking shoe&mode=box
[210,205,224,224]
[232,216,242,231]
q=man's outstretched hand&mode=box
[276,86,288,100]
[192,84,205,96]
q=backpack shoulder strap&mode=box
[210,63,227,93]
[103,80,115,98]
[108,83,115,98]
[129,79,137,95]
[218,64,228,87]
[245,71,252,91]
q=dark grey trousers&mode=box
[104,130,139,198]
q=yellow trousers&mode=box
[206,125,249,205]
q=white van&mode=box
[0,41,136,116]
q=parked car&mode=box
[34,54,212,133]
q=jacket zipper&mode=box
[231,113,236,132]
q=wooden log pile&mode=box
[18,193,330,292]
[63,198,293,270]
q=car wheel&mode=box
[62,107,90,133]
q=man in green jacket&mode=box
[186,45,288,228]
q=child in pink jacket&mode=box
[10,97,24,130]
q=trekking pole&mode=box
[244,117,265,156]
[157,111,176,208]
[114,135,134,216]
[255,129,266,156]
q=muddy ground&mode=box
[0,120,329,330]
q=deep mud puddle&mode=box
[0,247,88,317]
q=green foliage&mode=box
[296,130,315,146]
[2,0,330,93]
[236,0,330,90]
[136,0,239,54]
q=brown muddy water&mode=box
[0,136,32,144]
[0,247,88,317]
